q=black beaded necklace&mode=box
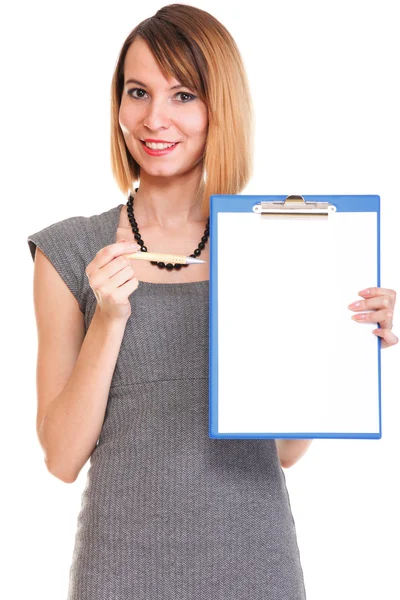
[126,186,210,271]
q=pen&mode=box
[126,251,206,265]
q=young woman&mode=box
[27,4,397,599]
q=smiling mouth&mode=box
[140,140,179,147]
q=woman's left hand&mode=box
[348,287,398,349]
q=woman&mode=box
[27,4,398,599]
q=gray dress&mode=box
[27,203,307,600]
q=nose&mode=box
[143,98,171,131]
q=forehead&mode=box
[124,38,179,87]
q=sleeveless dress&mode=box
[27,203,307,600]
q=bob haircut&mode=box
[110,3,254,220]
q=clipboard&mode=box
[209,194,381,440]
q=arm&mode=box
[38,305,127,483]
[275,439,313,469]
[33,247,127,484]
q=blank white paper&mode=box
[216,211,379,435]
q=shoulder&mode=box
[27,204,118,262]
[28,214,87,259]
[27,206,118,314]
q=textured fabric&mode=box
[27,204,307,600]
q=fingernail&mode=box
[348,301,361,309]
[359,289,371,295]
[130,243,140,249]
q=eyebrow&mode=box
[125,78,185,90]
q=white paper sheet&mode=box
[216,211,379,435]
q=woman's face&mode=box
[119,37,208,178]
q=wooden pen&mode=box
[126,251,206,265]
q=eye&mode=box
[127,88,148,99]
[176,92,196,103]
[127,88,196,103]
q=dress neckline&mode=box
[111,204,210,287]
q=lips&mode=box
[140,140,180,156]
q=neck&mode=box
[132,169,205,229]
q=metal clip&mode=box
[252,194,337,216]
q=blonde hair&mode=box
[110,3,254,220]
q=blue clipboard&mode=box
[209,194,381,440]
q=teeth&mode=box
[144,141,176,149]
[145,142,175,149]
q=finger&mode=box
[358,287,397,301]
[372,328,399,347]
[352,309,393,326]
[96,241,140,269]
[348,296,392,311]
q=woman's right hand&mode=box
[85,239,141,323]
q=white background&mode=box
[2,0,399,598]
